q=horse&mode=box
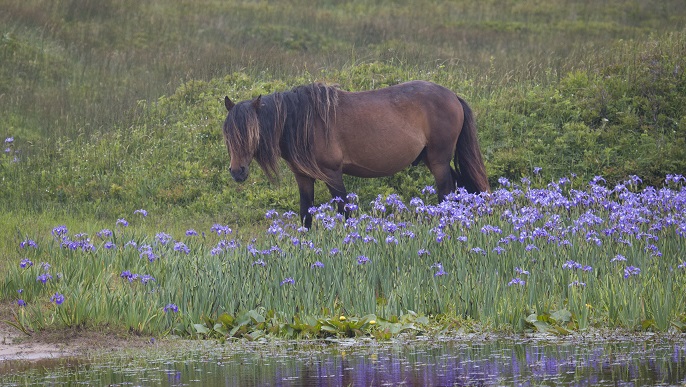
[222,80,490,228]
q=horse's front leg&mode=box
[294,173,316,229]
[427,161,455,203]
[325,171,348,218]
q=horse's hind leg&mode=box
[426,160,455,203]
[412,147,427,166]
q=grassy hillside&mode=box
[2,0,685,138]
[1,0,685,336]
[0,0,685,239]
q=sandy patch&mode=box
[0,311,154,362]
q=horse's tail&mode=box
[453,96,491,193]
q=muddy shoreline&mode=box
[3,315,685,364]
[0,318,155,362]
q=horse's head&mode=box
[222,95,263,182]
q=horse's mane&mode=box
[226,83,339,183]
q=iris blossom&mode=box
[50,293,65,305]
[164,303,179,313]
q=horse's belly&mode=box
[341,144,424,178]
[342,164,397,177]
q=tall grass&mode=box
[2,0,685,140]
[3,175,685,336]
[1,1,686,337]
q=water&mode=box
[2,337,685,386]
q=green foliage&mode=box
[481,34,686,185]
[5,31,686,225]
[192,311,400,340]
[525,310,574,336]
[3,178,686,338]
[1,1,685,226]
[1,1,686,340]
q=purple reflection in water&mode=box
[188,340,684,386]
[9,339,686,386]
[280,340,686,387]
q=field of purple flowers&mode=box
[4,173,686,338]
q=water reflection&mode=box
[2,338,685,386]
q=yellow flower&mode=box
[369,320,376,325]
[339,315,346,321]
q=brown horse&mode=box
[223,80,490,228]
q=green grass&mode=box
[1,0,686,338]
[2,0,685,139]
[3,179,685,338]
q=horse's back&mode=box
[330,81,462,177]
[337,81,461,130]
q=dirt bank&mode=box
[0,307,155,361]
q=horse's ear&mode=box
[224,96,235,111]
[252,95,262,111]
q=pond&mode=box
[1,336,685,386]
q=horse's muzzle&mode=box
[230,166,248,182]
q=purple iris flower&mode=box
[97,229,113,238]
[210,224,232,235]
[50,293,65,305]
[562,260,583,270]
[155,232,172,245]
[174,242,190,254]
[140,249,157,262]
[52,225,68,238]
[508,278,526,286]
[515,267,529,275]
[665,174,685,184]
[611,254,627,262]
[37,273,52,284]
[385,235,398,244]
[20,239,38,249]
[164,303,179,313]
[525,244,538,251]
[432,263,446,277]
[624,266,641,278]
[421,186,436,195]
[311,261,324,269]
[470,247,486,255]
